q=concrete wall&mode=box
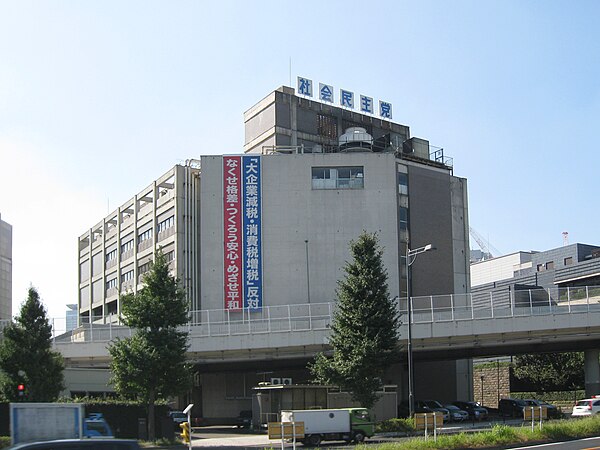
[408,165,455,297]
[471,253,533,287]
[200,153,401,310]
[0,215,12,320]
[62,368,114,396]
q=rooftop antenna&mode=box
[289,57,292,87]
[563,231,569,246]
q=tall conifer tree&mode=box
[310,231,400,408]
[0,287,65,401]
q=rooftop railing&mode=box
[8,286,599,345]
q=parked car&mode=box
[419,400,450,422]
[523,399,562,419]
[444,404,469,422]
[237,410,253,428]
[452,401,489,420]
[398,400,433,417]
[498,398,528,418]
[572,396,600,417]
[168,411,188,424]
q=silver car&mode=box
[444,404,469,422]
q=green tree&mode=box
[109,249,191,441]
[0,287,65,401]
[513,352,584,391]
[310,231,400,408]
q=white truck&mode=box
[10,403,113,445]
[280,408,374,446]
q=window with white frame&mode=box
[312,166,364,190]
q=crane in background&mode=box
[469,226,502,261]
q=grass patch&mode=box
[365,416,600,449]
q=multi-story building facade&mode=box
[77,164,201,323]
[0,213,12,320]
[75,85,472,422]
[471,243,600,292]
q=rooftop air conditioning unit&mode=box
[282,378,293,385]
[338,127,373,152]
[270,377,282,385]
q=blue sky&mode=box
[1,0,599,319]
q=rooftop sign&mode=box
[297,76,392,120]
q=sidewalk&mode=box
[191,434,273,448]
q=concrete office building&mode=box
[77,164,200,323]
[75,85,472,421]
[471,243,600,291]
[0,213,12,320]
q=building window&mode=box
[157,216,174,233]
[138,261,152,276]
[79,260,90,283]
[398,172,408,195]
[106,278,118,290]
[537,264,544,272]
[546,261,554,270]
[138,229,153,243]
[312,166,364,190]
[92,252,102,277]
[317,114,338,139]
[121,270,134,283]
[399,207,408,231]
[105,249,118,263]
[121,239,134,254]
[564,257,573,266]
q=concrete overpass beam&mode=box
[584,349,600,397]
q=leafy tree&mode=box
[109,249,191,441]
[310,231,400,408]
[513,352,584,391]
[0,287,65,401]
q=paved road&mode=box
[189,420,597,449]
[511,437,600,449]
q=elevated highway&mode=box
[55,287,600,368]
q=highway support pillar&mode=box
[584,349,600,397]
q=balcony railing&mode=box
[18,286,600,345]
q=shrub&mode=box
[376,418,415,433]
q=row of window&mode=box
[537,257,573,272]
[104,252,176,296]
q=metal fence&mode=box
[11,286,599,344]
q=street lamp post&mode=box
[305,240,311,304]
[406,241,434,418]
